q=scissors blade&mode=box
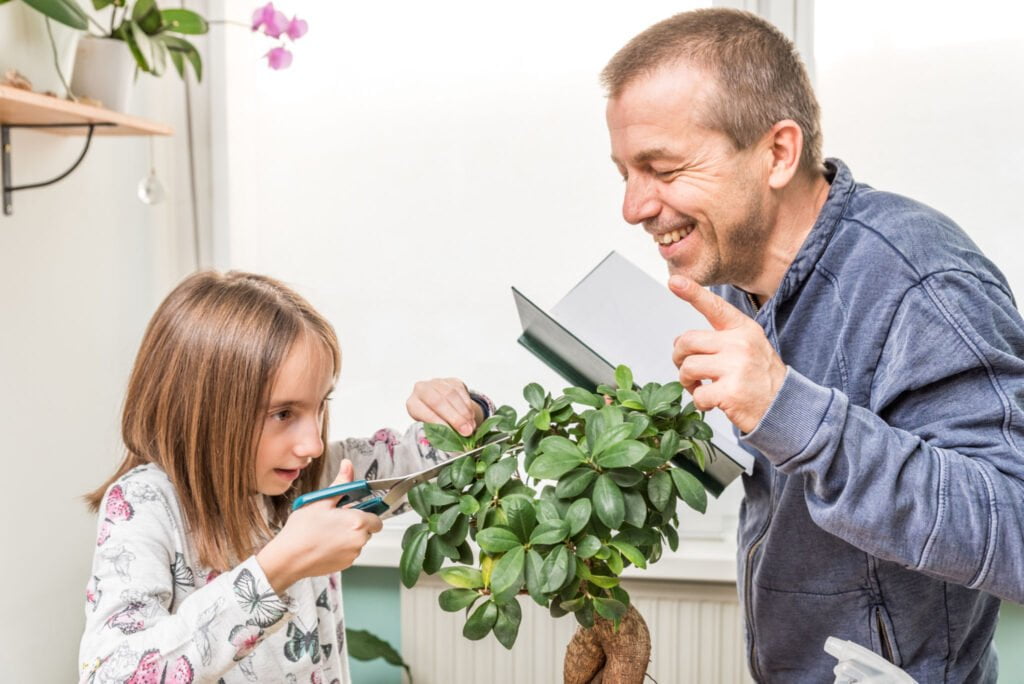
[381,436,509,509]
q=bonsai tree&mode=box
[400,365,713,682]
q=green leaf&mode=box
[586,573,620,589]
[463,600,498,640]
[160,8,208,34]
[593,597,628,622]
[622,489,647,528]
[431,505,461,535]
[563,387,604,408]
[539,545,571,592]
[608,468,644,488]
[22,0,89,30]
[615,365,634,391]
[423,536,446,574]
[129,21,154,72]
[605,546,624,575]
[489,545,526,595]
[346,628,412,678]
[407,483,431,518]
[575,534,601,559]
[660,429,680,459]
[424,485,459,507]
[592,474,625,529]
[616,388,645,410]
[523,383,546,409]
[653,381,684,407]
[560,596,586,613]
[160,34,202,81]
[565,498,592,536]
[595,439,649,468]
[493,598,523,649]
[574,602,595,628]
[439,588,480,612]
[439,565,483,589]
[399,527,429,588]
[91,0,114,9]
[475,526,521,554]
[533,408,552,431]
[555,467,598,499]
[662,523,679,552]
[423,421,467,452]
[626,413,652,439]
[647,470,673,511]
[503,496,537,543]
[524,549,548,606]
[485,457,517,494]
[610,540,647,569]
[527,447,586,481]
[671,466,708,514]
[690,439,707,471]
[589,422,634,459]
[450,454,477,489]
[441,513,470,548]
[135,0,162,35]
[529,520,570,546]
[459,496,479,519]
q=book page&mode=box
[550,251,753,473]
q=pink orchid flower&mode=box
[286,16,308,41]
[251,2,289,38]
[265,46,293,70]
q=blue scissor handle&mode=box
[291,481,373,511]
[353,497,390,515]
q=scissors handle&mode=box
[353,497,390,515]
[291,481,373,511]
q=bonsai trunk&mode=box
[563,604,651,683]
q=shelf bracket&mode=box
[2,122,113,216]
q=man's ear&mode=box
[764,119,803,190]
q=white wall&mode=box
[0,10,203,680]
[814,1,1024,295]
[212,0,707,437]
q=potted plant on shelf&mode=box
[403,364,714,682]
[14,0,307,111]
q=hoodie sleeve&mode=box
[742,270,1024,603]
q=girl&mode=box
[78,271,488,684]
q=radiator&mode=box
[400,575,753,683]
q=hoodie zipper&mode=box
[875,606,894,663]
[744,475,775,681]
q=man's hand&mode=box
[406,377,482,437]
[668,275,788,433]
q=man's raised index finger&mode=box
[667,275,745,330]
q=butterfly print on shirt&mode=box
[284,617,321,664]
[232,568,287,628]
[97,485,135,547]
[125,650,194,684]
[85,576,102,612]
[171,553,195,589]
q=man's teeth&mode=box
[656,226,694,245]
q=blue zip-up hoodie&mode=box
[717,159,1024,682]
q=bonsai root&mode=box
[563,605,651,684]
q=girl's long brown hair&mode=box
[86,271,340,571]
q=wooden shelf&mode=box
[0,85,172,136]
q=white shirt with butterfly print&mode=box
[79,422,445,684]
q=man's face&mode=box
[606,62,772,287]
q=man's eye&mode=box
[655,168,681,179]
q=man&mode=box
[602,7,1024,683]
[410,8,1024,682]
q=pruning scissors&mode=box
[291,436,508,517]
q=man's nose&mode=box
[622,175,661,225]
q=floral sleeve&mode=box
[79,472,293,684]
[324,422,443,486]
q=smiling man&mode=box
[602,8,1024,683]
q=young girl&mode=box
[78,271,488,684]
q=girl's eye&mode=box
[272,409,292,422]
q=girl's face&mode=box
[254,332,335,496]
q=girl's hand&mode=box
[257,459,383,594]
[406,377,482,437]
